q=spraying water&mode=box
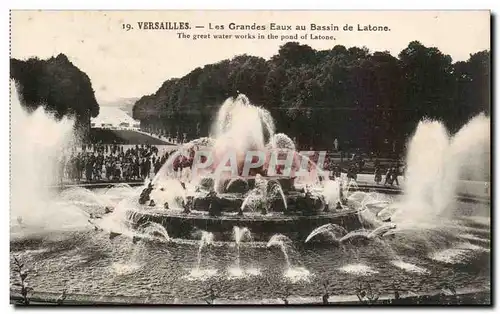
[268,181,287,210]
[450,114,491,182]
[321,179,342,208]
[147,94,326,207]
[398,120,452,222]
[233,226,252,269]
[339,264,379,276]
[184,231,217,280]
[267,234,292,268]
[10,80,90,237]
[11,79,144,239]
[338,229,371,244]
[136,222,170,242]
[321,176,362,211]
[305,223,347,243]
[390,260,429,274]
[212,94,275,156]
[391,114,490,225]
[240,178,288,213]
[266,234,311,282]
[196,231,214,270]
[228,226,256,278]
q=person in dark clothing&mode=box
[144,158,151,178]
[374,166,382,185]
[154,160,162,174]
[85,159,93,181]
[347,165,357,182]
[391,167,399,186]
[358,158,365,173]
[114,164,121,181]
[384,168,393,185]
[106,162,113,180]
[335,166,341,178]
[140,159,148,179]
[134,160,140,179]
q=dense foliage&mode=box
[10,54,100,131]
[132,41,490,154]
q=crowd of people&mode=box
[58,144,404,186]
[60,144,176,183]
[372,158,404,186]
[322,153,403,186]
[374,165,402,186]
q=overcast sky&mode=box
[11,10,490,103]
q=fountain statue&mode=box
[126,95,367,241]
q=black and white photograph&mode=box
[9,10,491,305]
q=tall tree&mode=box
[132,41,490,155]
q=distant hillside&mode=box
[10,53,100,131]
[100,97,139,116]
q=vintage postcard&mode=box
[9,10,491,305]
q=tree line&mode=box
[10,53,100,133]
[132,40,489,154]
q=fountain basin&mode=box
[126,208,364,241]
[10,287,491,305]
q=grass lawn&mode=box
[88,129,170,145]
